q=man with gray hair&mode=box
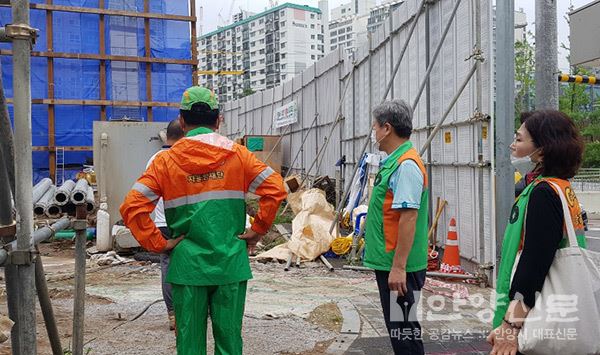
[363,99,429,354]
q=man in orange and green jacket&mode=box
[120,86,287,355]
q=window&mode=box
[259,29,264,34]
[260,59,265,64]
[339,28,345,34]
[281,32,286,37]
[260,69,265,74]
[236,27,241,32]
[342,8,346,13]
[281,42,286,48]
[310,24,315,29]
[282,75,286,80]
[280,10,285,16]
[251,51,256,56]
[281,53,286,59]
[250,31,256,37]
[310,13,315,19]
[251,61,257,66]
[259,49,265,54]
[280,21,286,27]
[311,45,315,49]
[251,22,256,27]
[259,19,264,24]
[251,71,256,76]
[260,79,265,84]
[311,35,315,39]
[330,31,336,36]
[331,38,337,44]
[227,31,230,36]
[331,45,337,50]
[347,26,352,32]
[251,81,256,85]
[311,55,315,59]
[259,39,265,44]
[251,42,256,47]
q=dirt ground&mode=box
[0,241,375,355]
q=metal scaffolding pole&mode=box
[0,60,14,196]
[328,0,427,239]
[411,0,462,110]
[418,62,479,156]
[11,0,38,353]
[35,252,63,355]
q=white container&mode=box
[96,203,112,252]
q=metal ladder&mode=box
[55,147,65,185]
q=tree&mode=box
[514,33,536,124]
[241,88,255,97]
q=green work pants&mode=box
[172,281,247,355]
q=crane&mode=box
[218,0,237,27]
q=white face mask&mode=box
[510,150,539,176]
[371,129,385,151]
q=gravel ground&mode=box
[0,249,374,355]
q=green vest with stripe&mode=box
[363,141,430,272]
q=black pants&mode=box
[375,269,426,355]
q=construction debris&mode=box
[287,189,336,261]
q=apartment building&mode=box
[199,3,325,102]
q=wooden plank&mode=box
[0,50,197,65]
[190,0,198,86]
[47,0,56,181]
[144,0,152,122]
[33,146,92,152]
[0,3,195,22]
[6,98,179,107]
[99,0,106,121]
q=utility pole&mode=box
[495,0,515,273]
[535,0,558,109]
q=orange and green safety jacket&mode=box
[363,141,429,272]
[120,127,287,286]
[493,176,587,328]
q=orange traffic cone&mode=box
[439,218,465,274]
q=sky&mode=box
[197,0,593,71]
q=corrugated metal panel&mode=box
[220,0,495,265]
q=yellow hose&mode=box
[331,235,364,255]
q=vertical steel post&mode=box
[71,205,88,355]
[535,0,558,109]
[11,0,38,353]
[495,0,515,268]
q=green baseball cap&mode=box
[180,86,219,110]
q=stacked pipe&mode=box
[32,179,96,219]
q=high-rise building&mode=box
[367,0,403,34]
[199,3,325,103]
[327,0,381,55]
[330,0,375,19]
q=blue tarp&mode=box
[0,0,192,182]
